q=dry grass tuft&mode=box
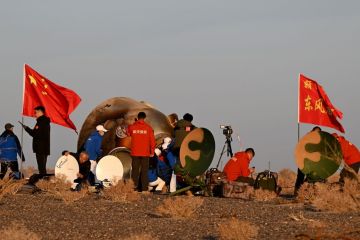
[22,166,37,178]
[297,180,360,212]
[0,222,41,240]
[218,218,259,240]
[123,233,158,240]
[311,180,360,213]
[343,179,360,198]
[296,227,360,240]
[0,179,26,201]
[103,180,140,203]
[296,183,317,203]
[241,187,278,202]
[277,168,297,195]
[252,189,278,201]
[326,173,340,183]
[156,196,204,219]
[36,177,87,204]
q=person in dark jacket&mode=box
[74,151,92,189]
[0,123,25,179]
[173,113,196,155]
[22,106,50,175]
[62,150,94,187]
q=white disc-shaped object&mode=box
[55,155,79,183]
[96,155,124,185]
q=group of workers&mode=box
[0,105,359,195]
[70,111,196,192]
[0,106,50,179]
[0,105,197,193]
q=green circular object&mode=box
[179,128,216,177]
[295,131,342,181]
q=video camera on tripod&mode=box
[220,125,233,139]
[216,125,234,169]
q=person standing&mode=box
[0,123,25,179]
[84,125,108,177]
[128,112,156,193]
[173,113,196,155]
[23,106,50,175]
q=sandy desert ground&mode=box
[0,174,359,240]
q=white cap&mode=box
[96,125,108,132]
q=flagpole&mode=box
[20,64,26,173]
[298,73,300,142]
[20,117,24,171]
[297,123,300,142]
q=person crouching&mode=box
[223,148,256,185]
[73,151,92,190]
[148,149,166,193]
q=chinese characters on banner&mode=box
[298,74,345,133]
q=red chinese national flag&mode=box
[22,64,81,132]
[298,74,344,133]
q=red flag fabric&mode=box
[298,74,345,133]
[22,64,81,131]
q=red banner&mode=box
[298,74,344,133]
[22,64,81,131]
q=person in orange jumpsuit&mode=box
[223,148,255,184]
[333,133,360,183]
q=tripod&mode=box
[216,136,233,169]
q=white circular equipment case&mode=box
[55,155,79,183]
[96,155,124,185]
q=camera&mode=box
[216,125,234,169]
[220,125,233,138]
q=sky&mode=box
[0,1,359,172]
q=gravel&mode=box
[0,193,359,240]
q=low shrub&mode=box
[103,180,140,203]
[218,218,259,240]
[0,222,41,240]
[156,196,204,219]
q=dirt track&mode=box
[0,192,359,240]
